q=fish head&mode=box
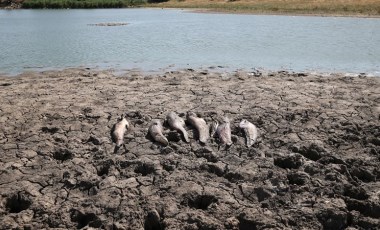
[222,117,230,124]
[152,119,161,126]
[117,114,125,121]
[166,112,175,122]
[239,119,249,128]
[186,111,196,119]
[167,111,176,118]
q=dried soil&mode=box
[0,68,379,229]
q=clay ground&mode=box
[0,68,379,229]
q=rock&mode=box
[202,161,226,176]
[224,217,239,229]
[254,187,276,202]
[344,184,369,200]
[293,142,326,161]
[167,131,181,142]
[350,167,376,182]
[345,198,380,218]
[5,192,33,213]
[87,136,102,145]
[52,148,74,162]
[144,209,163,230]
[70,209,102,228]
[316,208,347,230]
[17,150,38,159]
[274,153,303,169]
[186,213,223,229]
[287,171,310,185]
[194,147,218,162]
[348,210,380,229]
[237,208,279,229]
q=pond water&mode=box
[0,9,379,75]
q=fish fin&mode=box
[199,125,210,144]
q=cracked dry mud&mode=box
[0,68,379,230]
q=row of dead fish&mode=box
[111,111,258,151]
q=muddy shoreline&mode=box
[187,8,380,18]
[0,68,379,229]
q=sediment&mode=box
[0,68,379,229]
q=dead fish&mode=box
[166,112,189,142]
[186,112,209,144]
[149,119,168,146]
[111,114,130,151]
[216,117,232,147]
[239,119,258,147]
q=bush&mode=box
[147,0,168,3]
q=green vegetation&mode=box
[146,0,167,3]
[15,0,380,16]
[22,0,146,8]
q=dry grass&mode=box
[147,0,380,16]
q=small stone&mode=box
[124,177,139,188]
[11,162,23,169]
[287,171,310,185]
[224,217,239,229]
[274,153,303,169]
[88,136,102,145]
[18,150,38,159]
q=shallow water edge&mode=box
[1,66,379,79]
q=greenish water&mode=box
[0,9,379,75]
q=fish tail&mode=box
[182,129,190,143]
[116,139,123,147]
[156,135,169,146]
[199,127,209,144]
[246,139,253,147]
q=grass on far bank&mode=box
[19,0,380,16]
[148,0,380,16]
[22,0,146,8]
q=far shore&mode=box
[1,0,380,18]
[149,0,380,18]
[185,7,380,18]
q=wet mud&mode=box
[0,68,379,229]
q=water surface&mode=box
[0,9,379,75]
